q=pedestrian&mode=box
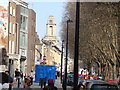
[117,75,120,88]
[5,71,14,90]
[43,78,57,90]
[90,76,94,80]
[56,71,58,79]
[44,77,47,87]
[98,75,102,80]
[23,77,31,89]
[0,72,9,90]
[20,70,23,83]
[30,70,34,85]
[56,71,60,77]
[117,75,120,83]
[24,72,27,80]
[15,68,20,82]
[79,84,85,90]
[56,74,57,79]
[39,77,45,88]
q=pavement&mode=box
[13,77,72,90]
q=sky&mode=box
[27,0,120,41]
[28,2,65,41]
[0,0,8,8]
[0,0,65,41]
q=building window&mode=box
[23,17,25,29]
[50,26,53,36]
[20,15,22,28]
[9,22,12,33]
[20,15,27,30]
[9,40,11,54]
[12,41,14,54]
[21,49,25,56]
[22,34,25,46]
[20,33,26,47]
[10,6,12,15]
[13,23,15,34]
[11,22,13,34]
[13,8,15,16]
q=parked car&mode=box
[79,79,96,89]
[67,73,74,86]
[62,73,74,86]
[78,80,118,90]
[87,80,118,90]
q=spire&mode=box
[46,16,56,37]
[42,16,58,46]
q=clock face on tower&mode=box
[49,20,53,24]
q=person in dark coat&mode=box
[30,70,34,85]
[57,71,60,77]
[5,71,14,90]
[1,72,9,89]
[44,77,47,87]
[15,68,20,81]
[43,78,57,90]
[117,75,120,88]
[20,70,23,83]
[23,77,31,89]
[39,77,45,88]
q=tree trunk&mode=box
[87,63,92,75]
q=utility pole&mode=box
[61,40,64,83]
[73,1,80,90]
[64,19,72,90]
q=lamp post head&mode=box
[67,19,73,23]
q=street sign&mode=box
[37,59,44,62]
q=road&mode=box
[13,77,72,90]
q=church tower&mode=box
[43,16,59,45]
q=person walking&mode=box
[44,77,47,87]
[20,70,23,83]
[57,71,60,77]
[5,71,14,90]
[23,77,31,89]
[30,70,34,85]
[39,77,45,89]
[43,78,57,90]
[0,72,9,90]
[15,68,20,82]
[117,75,120,89]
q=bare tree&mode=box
[60,2,119,79]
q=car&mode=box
[67,74,74,86]
[87,80,118,90]
[67,73,74,86]
[78,80,118,90]
[62,73,74,86]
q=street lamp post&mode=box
[64,19,72,90]
[73,1,80,90]
[61,40,64,83]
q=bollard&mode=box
[18,77,20,88]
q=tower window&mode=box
[49,26,53,36]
